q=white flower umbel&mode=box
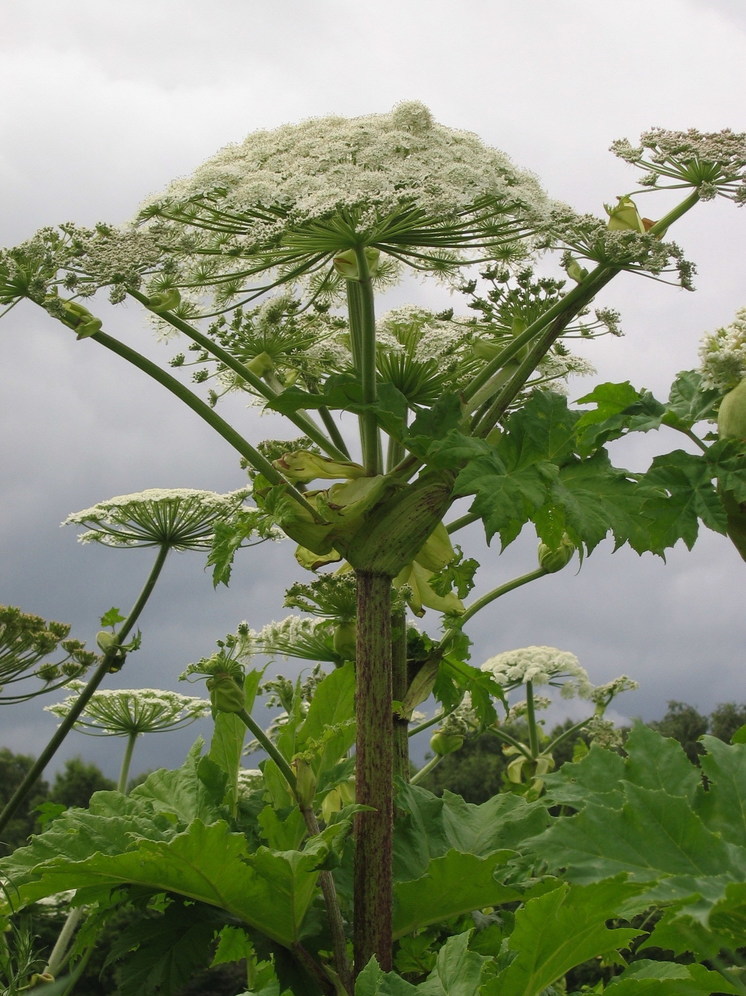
[611,128,746,202]
[133,101,564,304]
[45,681,210,736]
[480,645,593,698]
[698,307,746,392]
[255,615,338,664]
[63,487,248,549]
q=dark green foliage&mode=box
[49,757,115,808]
[0,748,48,853]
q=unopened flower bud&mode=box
[332,247,381,280]
[206,673,245,714]
[429,731,464,757]
[718,378,746,440]
[292,757,317,807]
[538,535,575,573]
[148,288,181,313]
[245,351,275,377]
[96,631,117,652]
[605,195,645,234]
[333,620,356,661]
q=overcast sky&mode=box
[1,0,745,779]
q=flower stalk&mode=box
[0,543,168,835]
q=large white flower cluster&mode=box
[149,101,553,242]
[480,645,592,698]
[698,307,746,393]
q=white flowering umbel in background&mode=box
[0,488,248,839]
[40,684,209,980]
[1,104,746,985]
[417,646,637,796]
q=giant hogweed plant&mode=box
[0,105,746,993]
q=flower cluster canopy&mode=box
[130,101,562,305]
[63,488,249,550]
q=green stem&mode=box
[353,569,393,975]
[463,190,702,435]
[81,325,319,518]
[525,681,541,759]
[489,727,533,759]
[445,510,481,534]
[347,251,381,475]
[437,568,547,657]
[0,545,170,836]
[410,754,442,786]
[129,290,349,462]
[300,804,353,995]
[117,732,139,794]
[235,708,297,792]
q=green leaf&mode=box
[211,924,253,966]
[454,451,551,547]
[417,930,493,995]
[547,451,649,553]
[622,723,701,803]
[355,959,419,995]
[605,958,745,994]
[100,606,126,627]
[295,662,356,776]
[393,783,549,883]
[503,390,580,467]
[107,898,220,996]
[128,740,225,825]
[485,879,643,995]
[575,382,667,454]
[393,850,519,937]
[405,394,464,460]
[528,729,746,930]
[541,744,626,810]
[0,803,350,948]
[697,737,746,846]
[665,369,720,429]
[267,375,409,439]
[638,449,726,548]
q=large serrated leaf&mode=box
[1,813,350,948]
[393,849,518,937]
[354,958,420,995]
[417,931,493,996]
[485,879,643,995]
[605,958,744,994]
[393,783,549,882]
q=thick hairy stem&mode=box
[0,544,169,835]
[391,608,409,781]
[354,570,393,974]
